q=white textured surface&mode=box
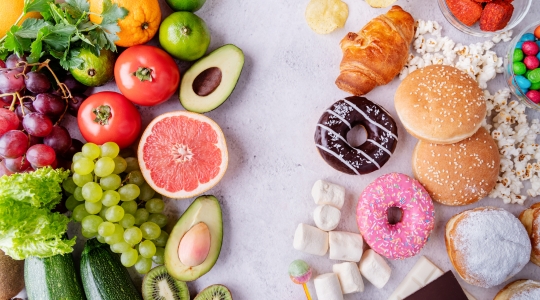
[33,0,540,299]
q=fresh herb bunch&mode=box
[0,0,128,70]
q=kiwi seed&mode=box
[142,266,189,300]
[194,284,233,300]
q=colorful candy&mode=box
[525,56,540,70]
[522,41,539,56]
[513,62,527,75]
[514,49,524,62]
[521,33,536,42]
[289,260,313,300]
[527,91,540,104]
[515,75,532,90]
[513,32,540,105]
[535,25,540,39]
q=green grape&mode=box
[124,227,143,245]
[101,142,120,158]
[111,242,132,253]
[99,174,121,191]
[99,206,108,220]
[82,182,103,203]
[73,204,90,222]
[127,171,145,186]
[65,195,79,211]
[134,208,149,225]
[96,234,107,244]
[153,231,169,248]
[138,182,155,201]
[73,187,85,201]
[134,256,152,274]
[140,222,161,240]
[120,214,136,228]
[112,156,127,174]
[118,184,140,201]
[82,215,103,232]
[73,158,94,175]
[124,157,140,173]
[121,201,138,215]
[105,224,125,245]
[94,157,115,177]
[82,142,101,159]
[62,177,77,194]
[101,190,121,207]
[81,229,97,238]
[139,240,156,258]
[98,221,115,237]
[85,201,102,215]
[148,213,168,228]
[145,198,164,213]
[152,247,165,265]
[105,205,125,223]
[72,152,85,162]
[121,249,138,267]
[73,173,93,187]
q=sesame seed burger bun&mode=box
[395,65,486,144]
[412,127,500,206]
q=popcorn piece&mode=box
[329,231,363,262]
[333,262,364,294]
[313,204,341,231]
[314,273,344,300]
[312,180,345,209]
[359,249,391,289]
[293,223,329,256]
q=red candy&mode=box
[535,25,540,39]
[527,90,540,104]
[522,41,539,56]
[524,56,540,70]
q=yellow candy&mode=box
[305,0,349,35]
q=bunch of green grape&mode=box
[62,142,169,274]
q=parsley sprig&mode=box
[0,0,128,70]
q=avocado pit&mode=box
[178,222,211,267]
[193,67,222,97]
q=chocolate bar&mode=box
[404,271,468,300]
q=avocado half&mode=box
[164,195,223,281]
[179,44,244,113]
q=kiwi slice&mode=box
[142,266,189,300]
[194,284,233,300]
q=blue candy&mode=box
[516,75,532,90]
[521,33,536,42]
[537,52,540,61]
[517,41,524,49]
[537,41,540,49]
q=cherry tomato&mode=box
[114,45,180,106]
[77,91,141,149]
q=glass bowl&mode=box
[504,20,540,110]
[438,0,531,37]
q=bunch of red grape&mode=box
[0,54,88,176]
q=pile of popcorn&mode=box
[399,19,512,89]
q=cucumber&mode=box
[80,238,142,300]
[24,254,85,300]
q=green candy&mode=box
[514,62,527,75]
[514,49,524,62]
[528,69,540,84]
[530,81,540,90]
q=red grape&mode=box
[4,156,31,173]
[0,130,28,158]
[61,138,83,160]
[68,94,85,117]
[44,126,71,154]
[0,108,19,136]
[26,144,56,168]
[0,94,13,107]
[29,135,42,147]
[25,72,51,94]
[15,101,35,121]
[0,59,5,68]
[64,74,87,93]
[5,54,29,73]
[0,69,25,93]
[22,112,53,137]
[0,160,14,176]
[33,93,66,119]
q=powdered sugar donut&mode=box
[357,173,435,260]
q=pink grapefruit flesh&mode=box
[138,111,228,199]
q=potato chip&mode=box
[365,0,397,8]
[305,0,349,35]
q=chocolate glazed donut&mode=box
[314,96,398,175]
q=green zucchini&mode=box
[80,238,142,300]
[24,254,85,300]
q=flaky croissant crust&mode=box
[336,5,415,96]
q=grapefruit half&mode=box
[138,111,228,199]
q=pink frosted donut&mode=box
[357,172,435,260]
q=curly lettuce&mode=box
[0,167,75,260]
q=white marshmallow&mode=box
[359,249,391,289]
[311,180,345,209]
[314,273,343,300]
[333,262,364,294]
[329,231,363,262]
[293,223,328,256]
[314,205,341,231]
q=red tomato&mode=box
[114,45,180,106]
[77,91,141,149]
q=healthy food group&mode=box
[296,2,540,300]
[0,0,243,299]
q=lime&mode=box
[70,48,116,87]
[166,0,206,12]
[159,12,210,62]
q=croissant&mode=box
[335,5,415,96]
